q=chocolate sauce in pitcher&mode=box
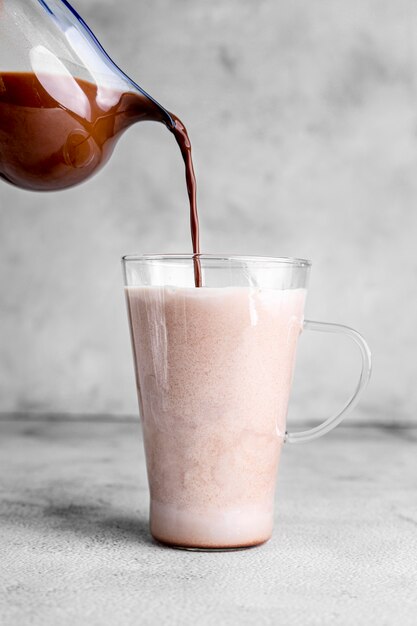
[0,72,202,286]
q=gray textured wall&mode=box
[0,0,416,423]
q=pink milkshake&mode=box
[125,285,306,549]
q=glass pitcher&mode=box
[0,0,173,190]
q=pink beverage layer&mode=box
[125,286,306,549]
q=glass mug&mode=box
[122,255,371,550]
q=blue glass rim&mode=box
[36,0,174,127]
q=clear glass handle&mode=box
[285,320,372,444]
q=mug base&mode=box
[152,535,270,551]
[149,500,273,550]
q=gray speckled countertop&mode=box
[1,417,416,625]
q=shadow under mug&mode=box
[122,255,372,550]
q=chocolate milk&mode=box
[126,285,306,548]
[0,71,201,285]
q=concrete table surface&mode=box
[0,417,416,625]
